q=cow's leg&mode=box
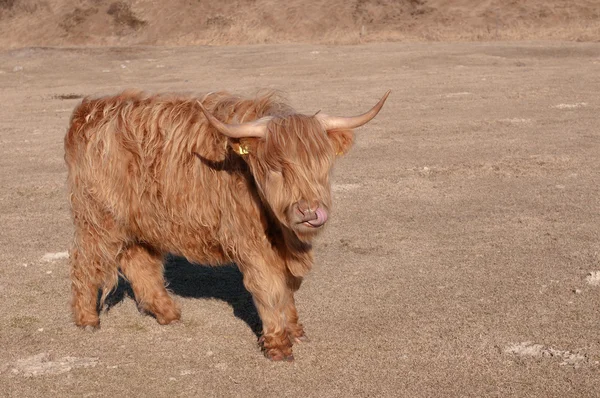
[240,261,294,361]
[70,244,103,329]
[118,245,180,325]
[70,224,121,329]
[285,273,308,343]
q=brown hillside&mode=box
[1,0,599,47]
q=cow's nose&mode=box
[296,200,319,213]
[295,200,328,227]
[296,200,318,222]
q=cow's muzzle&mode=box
[291,200,329,228]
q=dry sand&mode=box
[1,41,599,397]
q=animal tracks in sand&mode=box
[6,353,98,377]
[504,342,592,368]
[412,154,572,179]
[41,251,69,262]
[332,183,363,193]
[443,92,472,98]
[553,102,588,109]
[586,271,600,286]
[497,118,533,124]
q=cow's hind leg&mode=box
[71,245,103,329]
[240,260,294,361]
[70,226,121,329]
[119,245,180,325]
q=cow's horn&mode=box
[197,101,269,138]
[317,90,391,130]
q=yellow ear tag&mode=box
[236,144,250,155]
[226,140,250,156]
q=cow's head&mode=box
[199,91,390,242]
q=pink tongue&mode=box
[307,208,328,227]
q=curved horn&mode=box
[317,90,391,130]
[197,101,270,138]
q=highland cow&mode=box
[64,89,390,360]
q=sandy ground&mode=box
[1,42,600,396]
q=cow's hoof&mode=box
[265,348,295,362]
[83,324,100,332]
[75,315,100,331]
[293,334,309,344]
[155,307,181,325]
[76,322,99,331]
[260,334,294,361]
[287,326,309,344]
[138,301,181,325]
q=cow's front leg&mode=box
[239,259,293,361]
[285,273,308,343]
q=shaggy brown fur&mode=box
[64,89,361,360]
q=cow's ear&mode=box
[327,129,354,156]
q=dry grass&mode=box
[0,0,16,9]
[106,2,147,31]
[53,94,84,100]
[0,0,599,47]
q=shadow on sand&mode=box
[104,255,262,336]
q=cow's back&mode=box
[64,90,265,263]
[65,91,153,227]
